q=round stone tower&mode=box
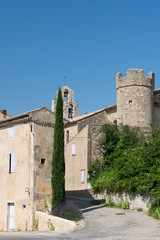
[116,69,155,128]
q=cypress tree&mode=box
[51,88,65,209]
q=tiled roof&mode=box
[0,107,47,123]
[68,104,117,123]
[154,89,160,94]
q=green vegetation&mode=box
[51,88,65,209]
[148,197,160,220]
[106,196,129,209]
[115,197,129,209]
[47,219,55,231]
[137,208,143,212]
[88,123,160,195]
[32,214,39,231]
[43,198,48,212]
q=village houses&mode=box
[0,69,160,231]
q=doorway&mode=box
[8,203,15,230]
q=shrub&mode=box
[89,123,160,195]
[148,197,160,220]
[51,200,83,221]
[137,208,143,212]
[115,197,129,209]
[108,197,115,207]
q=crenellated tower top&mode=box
[116,69,155,128]
[116,69,155,90]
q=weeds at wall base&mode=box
[106,197,130,210]
[147,197,160,220]
[32,215,39,231]
[47,219,55,231]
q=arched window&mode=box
[68,104,73,119]
[64,90,68,102]
[66,130,69,143]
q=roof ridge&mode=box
[68,104,117,123]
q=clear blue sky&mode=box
[0,0,160,116]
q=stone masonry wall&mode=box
[93,192,155,212]
[77,110,108,164]
[116,69,155,128]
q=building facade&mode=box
[0,107,54,231]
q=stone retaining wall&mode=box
[35,211,77,232]
[93,192,155,211]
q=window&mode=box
[72,144,76,155]
[8,153,15,173]
[66,130,69,143]
[81,170,85,183]
[41,158,45,164]
[9,127,15,138]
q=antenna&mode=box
[64,75,67,86]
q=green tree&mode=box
[89,123,160,194]
[51,88,65,209]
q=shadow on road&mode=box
[67,195,107,214]
[82,204,107,213]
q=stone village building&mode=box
[0,69,160,231]
[0,107,55,231]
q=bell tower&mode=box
[52,86,78,119]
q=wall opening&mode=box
[41,158,45,164]
[68,104,73,119]
[8,203,15,230]
[66,130,69,144]
[64,90,68,102]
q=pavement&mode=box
[0,198,160,240]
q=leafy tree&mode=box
[89,123,160,195]
[51,88,65,209]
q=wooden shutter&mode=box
[11,153,15,173]
[72,144,76,155]
[8,154,11,173]
[81,170,85,183]
[9,128,14,138]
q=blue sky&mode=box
[0,0,160,116]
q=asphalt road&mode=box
[1,202,160,240]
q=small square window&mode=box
[41,159,45,164]
[129,100,132,104]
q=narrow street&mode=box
[0,200,160,240]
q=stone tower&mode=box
[52,86,78,119]
[116,69,155,128]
